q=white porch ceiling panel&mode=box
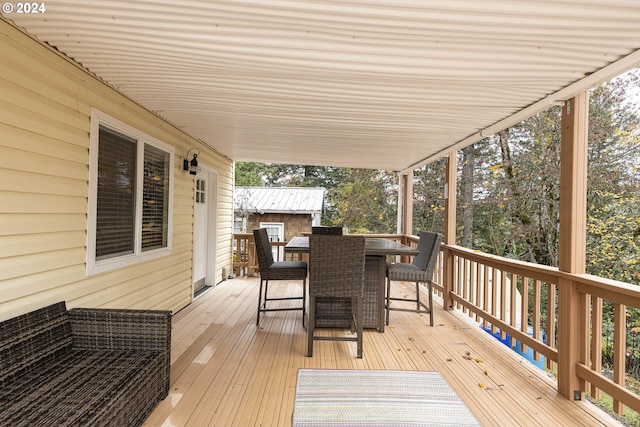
[6,1,640,171]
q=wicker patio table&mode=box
[285,236,418,331]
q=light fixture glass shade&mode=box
[189,154,198,175]
[183,148,200,175]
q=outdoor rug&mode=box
[292,369,481,426]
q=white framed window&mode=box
[260,222,284,261]
[195,178,206,204]
[87,108,174,275]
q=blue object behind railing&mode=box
[482,325,546,370]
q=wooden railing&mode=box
[439,245,559,366]
[233,233,255,277]
[440,243,640,416]
[232,232,640,415]
[572,273,640,414]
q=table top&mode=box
[285,236,419,257]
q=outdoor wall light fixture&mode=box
[183,148,200,175]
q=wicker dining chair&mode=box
[311,226,344,235]
[253,228,308,326]
[307,235,366,358]
[385,231,442,326]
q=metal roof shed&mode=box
[235,187,325,215]
[234,187,326,239]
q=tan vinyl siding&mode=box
[0,20,234,321]
[216,173,235,280]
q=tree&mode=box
[586,69,640,284]
[420,68,640,273]
[464,138,511,255]
[412,159,447,235]
[460,145,475,248]
[332,169,397,234]
[234,162,267,186]
[261,164,348,189]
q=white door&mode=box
[193,168,218,296]
[260,222,284,261]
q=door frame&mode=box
[192,164,218,299]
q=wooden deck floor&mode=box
[143,276,621,427]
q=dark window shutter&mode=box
[96,126,137,260]
[142,144,170,252]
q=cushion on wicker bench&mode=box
[0,302,171,427]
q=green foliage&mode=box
[331,169,397,234]
[234,162,267,186]
[585,71,640,284]
[455,69,640,275]
[412,159,447,235]
[587,190,640,284]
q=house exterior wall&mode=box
[0,20,234,321]
[247,213,312,242]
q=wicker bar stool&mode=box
[253,228,308,326]
[385,231,442,326]
[307,235,366,358]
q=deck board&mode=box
[143,276,621,427]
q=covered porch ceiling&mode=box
[6,1,640,171]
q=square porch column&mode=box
[557,92,589,400]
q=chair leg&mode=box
[387,279,434,326]
[256,278,265,325]
[302,278,307,328]
[385,277,391,325]
[258,277,307,327]
[356,297,363,359]
[349,297,357,334]
[307,296,315,357]
[427,281,434,326]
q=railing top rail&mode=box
[443,243,559,283]
[573,273,640,307]
[444,243,640,309]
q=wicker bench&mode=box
[0,301,172,427]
